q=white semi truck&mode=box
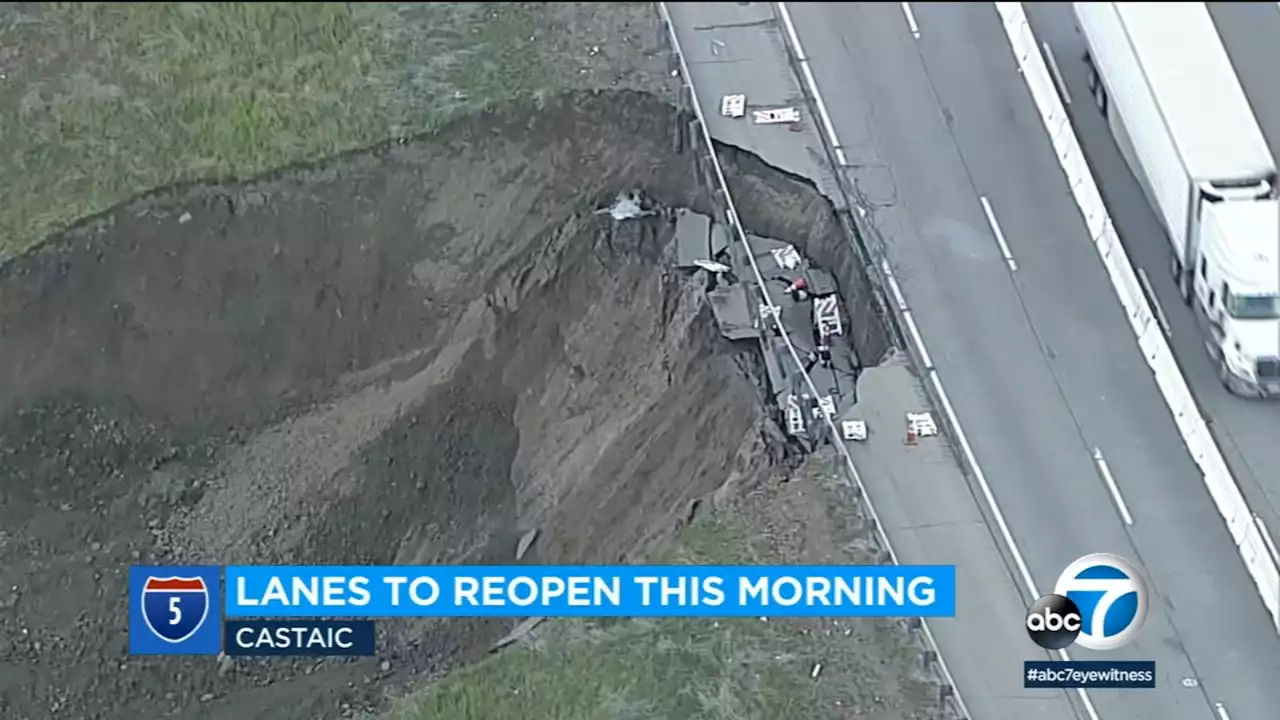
[1074,2,1280,397]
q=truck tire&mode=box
[1219,358,1251,397]
[1085,53,1108,116]
[1169,252,1193,306]
[1218,358,1234,392]
[1217,355,1259,398]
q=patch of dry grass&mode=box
[382,519,823,720]
[383,459,940,720]
[0,2,664,256]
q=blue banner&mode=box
[129,566,222,655]
[225,565,955,617]
[224,620,377,656]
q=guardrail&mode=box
[994,2,1280,629]
[656,4,968,718]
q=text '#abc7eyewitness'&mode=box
[1021,553,1157,690]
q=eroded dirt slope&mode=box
[0,91,786,719]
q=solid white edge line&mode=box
[979,195,1019,272]
[900,2,921,39]
[773,5,1116,717]
[1042,41,1072,105]
[882,260,934,370]
[1093,448,1135,526]
[658,13,974,719]
[775,4,1103,719]
[929,375,1101,720]
[775,3,848,168]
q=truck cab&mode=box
[1195,196,1280,396]
[1074,1,1280,399]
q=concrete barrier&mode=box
[657,4,969,717]
[994,2,1280,629]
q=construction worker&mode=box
[816,338,833,368]
[785,276,810,303]
[712,251,739,285]
[770,275,810,303]
[804,338,832,372]
[803,349,820,373]
[811,416,831,450]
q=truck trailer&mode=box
[1074,1,1280,397]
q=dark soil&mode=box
[0,91,795,720]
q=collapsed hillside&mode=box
[0,74,916,720]
[0,91,799,718]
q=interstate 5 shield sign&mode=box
[141,576,210,643]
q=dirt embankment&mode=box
[718,147,893,368]
[0,83,896,718]
[0,90,793,719]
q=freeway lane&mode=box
[1027,0,1280,680]
[785,2,1280,719]
[1027,0,1280,586]
[662,4,1076,718]
[1208,3,1280,157]
[1203,0,1280,568]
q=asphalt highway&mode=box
[1024,1,1280,569]
[664,4,1077,718]
[1027,0,1280,696]
[1028,0,1280,590]
[1203,0,1280,573]
[779,3,1280,719]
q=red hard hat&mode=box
[793,277,807,288]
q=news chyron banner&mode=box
[128,568,377,657]
[131,565,956,655]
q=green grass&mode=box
[382,519,844,720]
[380,461,940,720]
[385,618,818,720]
[0,2,654,257]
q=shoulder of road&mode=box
[665,4,1077,719]
[668,3,1280,720]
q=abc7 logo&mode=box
[1025,553,1148,651]
[1025,594,1084,650]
